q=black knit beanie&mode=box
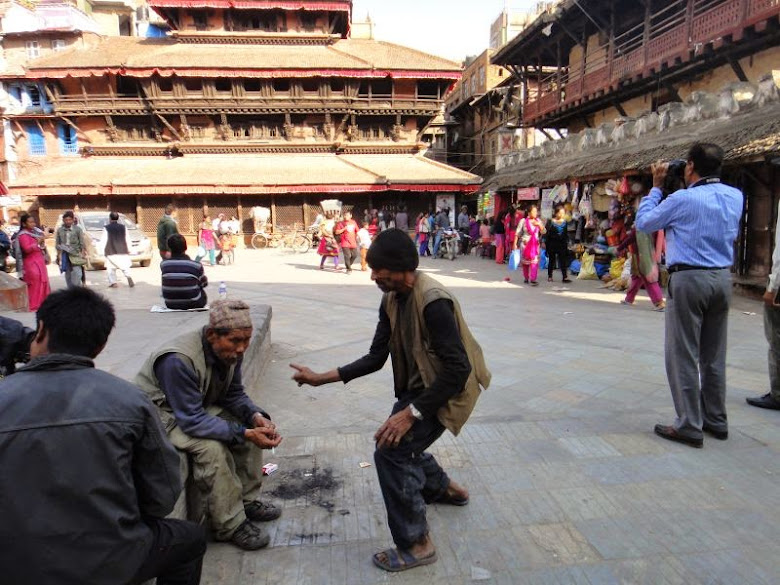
[366,228,419,272]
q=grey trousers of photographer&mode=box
[664,269,732,438]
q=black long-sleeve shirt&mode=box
[338,297,471,419]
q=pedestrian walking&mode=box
[317,211,340,270]
[135,299,283,551]
[99,211,135,288]
[617,218,665,310]
[0,218,11,272]
[156,204,179,260]
[494,211,506,264]
[195,215,218,266]
[516,205,546,286]
[0,287,207,585]
[431,208,450,258]
[636,143,743,447]
[291,229,491,573]
[395,207,409,232]
[545,205,571,283]
[746,199,780,411]
[14,213,51,312]
[358,220,372,271]
[505,206,518,256]
[336,211,359,274]
[55,210,87,289]
[418,212,431,256]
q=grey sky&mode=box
[352,0,541,63]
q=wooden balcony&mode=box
[50,93,442,116]
[522,0,780,126]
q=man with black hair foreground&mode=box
[0,287,206,585]
[0,316,35,377]
[636,143,744,448]
[135,299,283,551]
[291,228,491,572]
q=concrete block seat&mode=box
[97,304,273,524]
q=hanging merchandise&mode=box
[619,176,631,196]
[578,183,593,218]
[591,183,611,213]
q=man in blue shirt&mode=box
[636,143,743,448]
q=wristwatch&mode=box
[409,404,424,421]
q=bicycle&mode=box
[251,225,311,253]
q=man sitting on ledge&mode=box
[161,234,208,310]
[135,299,283,551]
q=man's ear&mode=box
[30,322,49,357]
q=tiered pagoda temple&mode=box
[9,0,479,236]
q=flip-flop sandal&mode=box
[372,548,438,572]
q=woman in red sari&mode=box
[17,213,51,311]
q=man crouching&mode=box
[135,299,282,550]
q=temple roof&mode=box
[10,153,481,195]
[24,37,462,79]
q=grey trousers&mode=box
[765,304,780,401]
[65,265,83,288]
[168,407,264,540]
[664,269,732,438]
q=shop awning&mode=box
[486,100,780,190]
[10,153,481,196]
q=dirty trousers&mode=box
[374,397,451,550]
[168,407,264,540]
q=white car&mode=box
[76,212,153,269]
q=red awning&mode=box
[148,0,350,10]
[0,182,8,196]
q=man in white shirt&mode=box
[747,201,780,410]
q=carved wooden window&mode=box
[244,79,263,93]
[192,11,208,31]
[272,79,290,96]
[301,78,319,94]
[330,80,345,95]
[214,79,232,94]
[301,11,319,32]
[183,78,203,94]
[417,81,439,99]
[158,78,174,93]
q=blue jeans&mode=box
[432,232,443,256]
[374,396,450,550]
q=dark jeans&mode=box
[374,397,450,550]
[129,518,206,585]
[342,247,358,271]
[547,246,568,279]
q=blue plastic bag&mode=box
[508,249,521,271]
[540,249,548,270]
[569,259,581,274]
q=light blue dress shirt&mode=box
[635,182,744,268]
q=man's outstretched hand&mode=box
[290,363,341,387]
[244,427,282,449]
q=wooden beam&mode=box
[60,116,92,144]
[554,128,565,139]
[663,82,682,103]
[612,100,628,117]
[539,128,554,140]
[580,114,592,128]
[155,113,183,141]
[728,57,749,82]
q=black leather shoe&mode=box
[229,520,270,550]
[746,393,780,410]
[654,424,703,448]
[702,423,728,440]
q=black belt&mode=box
[668,264,730,274]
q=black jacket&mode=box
[0,354,182,585]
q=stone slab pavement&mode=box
[3,249,779,584]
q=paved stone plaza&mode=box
[4,249,779,584]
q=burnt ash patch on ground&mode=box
[268,465,341,512]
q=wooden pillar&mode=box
[135,196,143,231]
[748,165,773,277]
[236,194,244,248]
[270,194,276,232]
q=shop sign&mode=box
[0,195,21,207]
[516,187,538,201]
[435,193,456,224]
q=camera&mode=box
[662,159,687,198]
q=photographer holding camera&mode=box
[636,143,743,448]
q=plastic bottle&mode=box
[218,281,227,300]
